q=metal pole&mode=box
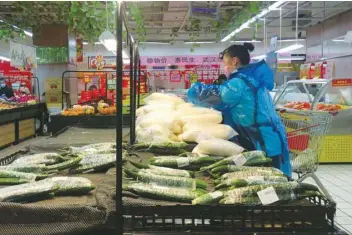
[137,57,141,108]
[115,2,123,235]
[129,38,134,144]
[132,46,138,144]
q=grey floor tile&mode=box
[338,224,352,234]
[336,216,352,225]
[338,203,352,209]
[341,209,352,217]
[336,209,348,217]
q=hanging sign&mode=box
[76,36,83,63]
[170,71,181,82]
[269,35,278,52]
[332,78,352,87]
[0,60,32,91]
[10,41,37,70]
[141,55,221,66]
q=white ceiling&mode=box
[126,1,352,42]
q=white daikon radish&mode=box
[137,110,180,130]
[192,139,244,157]
[136,126,171,143]
[180,113,222,125]
[182,124,238,142]
[144,93,184,105]
[177,103,194,110]
[143,104,176,114]
[171,122,182,134]
[178,106,220,116]
[168,133,179,142]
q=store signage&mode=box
[332,78,352,87]
[0,60,32,91]
[141,55,221,66]
[269,35,278,52]
[88,55,115,69]
[170,71,181,82]
[9,41,37,70]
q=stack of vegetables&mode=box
[135,92,238,144]
[61,104,95,116]
[125,138,323,205]
[0,142,121,203]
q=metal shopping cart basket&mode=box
[278,108,335,202]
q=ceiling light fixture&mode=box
[231,40,262,43]
[278,56,305,61]
[275,1,304,54]
[184,41,215,44]
[278,38,305,42]
[221,0,286,42]
[141,42,170,45]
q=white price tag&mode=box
[209,191,223,199]
[248,176,265,181]
[232,154,247,166]
[177,158,190,168]
[257,186,279,205]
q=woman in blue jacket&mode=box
[187,43,291,177]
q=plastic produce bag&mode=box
[180,113,222,125]
[182,123,238,140]
[136,125,172,143]
[144,93,185,105]
[10,153,60,166]
[44,176,96,195]
[193,139,244,156]
[177,106,221,116]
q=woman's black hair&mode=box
[218,74,227,81]
[220,43,255,65]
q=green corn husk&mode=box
[129,160,195,178]
[124,168,207,189]
[126,183,207,203]
[200,151,267,171]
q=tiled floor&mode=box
[303,164,352,234]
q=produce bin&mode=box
[0,103,46,150]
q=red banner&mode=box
[0,60,32,91]
[332,78,352,87]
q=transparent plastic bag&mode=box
[44,176,95,195]
[180,113,222,125]
[193,139,244,156]
[136,125,172,143]
[182,124,238,141]
[144,92,185,105]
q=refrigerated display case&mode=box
[275,78,352,163]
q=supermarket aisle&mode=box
[313,165,352,234]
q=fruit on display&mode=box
[283,101,311,110]
[314,103,342,112]
[61,105,95,116]
[0,102,17,110]
[283,101,347,112]
[97,100,116,115]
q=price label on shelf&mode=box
[232,154,247,166]
[257,186,279,205]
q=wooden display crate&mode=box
[19,118,35,140]
[0,123,15,148]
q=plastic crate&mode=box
[123,196,336,234]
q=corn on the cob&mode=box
[124,168,207,189]
[0,181,59,202]
[0,170,38,182]
[215,175,288,190]
[131,142,191,154]
[222,183,320,205]
[192,191,225,205]
[126,183,206,203]
[10,153,60,166]
[200,151,267,171]
[150,155,217,170]
[44,177,96,195]
[71,153,117,173]
[129,160,194,178]
[211,165,283,175]
[0,165,45,173]
[220,170,284,182]
[44,157,82,171]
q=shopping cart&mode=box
[278,109,335,202]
